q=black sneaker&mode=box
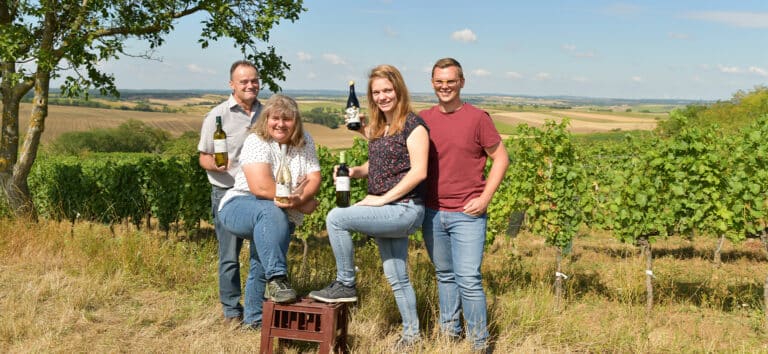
[308,281,357,303]
[264,277,297,303]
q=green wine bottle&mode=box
[213,116,228,167]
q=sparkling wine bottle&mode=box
[345,81,361,130]
[335,151,350,207]
[213,116,228,167]
[274,144,291,203]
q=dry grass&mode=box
[1,218,766,353]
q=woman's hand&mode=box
[355,194,387,207]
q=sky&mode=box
[96,0,768,101]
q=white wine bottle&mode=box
[345,81,361,130]
[274,144,292,203]
[335,151,350,207]
[213,115,228,167]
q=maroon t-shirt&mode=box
[367,112,428,202]
[419,103,502,211]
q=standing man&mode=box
[198,60,263,327]
[419,58,509,352]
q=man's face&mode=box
[229,65,260,105]
[431,66,464,105]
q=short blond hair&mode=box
[251,94,306,147]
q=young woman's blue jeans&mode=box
[218,195,292,326]
[325,200,424,341]
[422,207,489,350]
[211,186,244,319]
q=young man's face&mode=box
[431,66,464,106]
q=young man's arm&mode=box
[462,142,509,216]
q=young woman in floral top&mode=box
[309,64,429,349]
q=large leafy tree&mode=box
[0,0,305,218]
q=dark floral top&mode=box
[367,112,428,203]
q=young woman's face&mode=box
[267,113,296,144]
[370,77,397,116]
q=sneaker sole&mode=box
[308,293,357,303]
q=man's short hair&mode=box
[229,60,259,79]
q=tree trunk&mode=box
[714,233,725,267]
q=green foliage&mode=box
[29,152,209,233]
[658,86,768,136]
[503,120,586,249]
[303,107,344,129]
[50,119,171,154]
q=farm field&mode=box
[15,97,666,149]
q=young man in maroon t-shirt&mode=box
[418,57,509,352]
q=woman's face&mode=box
[267,113,296,144]
[370,77,397,117]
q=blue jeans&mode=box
[211,186,244,319]
[326,200,424,341]
[422,208,489,349]
[218,195,293,325]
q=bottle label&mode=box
[213,139,227,153]
[336,176,350,192]
[275,183,291,197]
[345,107,360,124]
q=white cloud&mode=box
[749,66,768,77]
[451,29,477,43]
[535,72,551,80]
[631,76,644,83]
[384,26,398,37]
[185,64,215,74]
[297,51,312,62]
[686,11,768,28]
[562,44,595,58]
[472,69,491,77]
[307,72,317,80]
[718,64,742,74]
[668,32,690,40]
[322,53,346,65]
[715,64,768,77]
[505,71,522,79]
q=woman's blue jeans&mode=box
[326,200,424,341]
[218,195,292,326]
[422,207,489,350]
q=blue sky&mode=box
[98,0,768,100]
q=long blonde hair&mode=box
[366,64,414,140]
[251,94,306,147]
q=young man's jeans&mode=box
[326,200,424,341]
[422,207,489,350]
[211,186,244,320]
[218,195,293,326]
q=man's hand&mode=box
[463,195,491,216]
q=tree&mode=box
[0,0,305,218]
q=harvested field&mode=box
[17,103,357,149]
[14,100,663,149]
[493,110,660,133]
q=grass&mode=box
[1,218,766,353]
